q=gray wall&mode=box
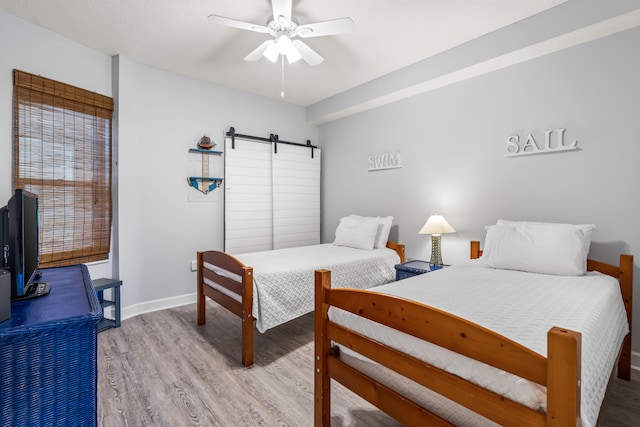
[318,26,640,355]
[113,55,317,313]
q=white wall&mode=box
[318,26,640,354]
[113,56,317,316]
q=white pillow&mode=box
[375,216,394,248]
[496,219,595,241]
[481,222,594,276]
[349,215,394,248]
[334,216,379,250]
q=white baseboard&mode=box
[117,292,197,321]
[632,351,640,375]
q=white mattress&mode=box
[206,243,400,333]
[329,260,629,427]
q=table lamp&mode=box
[419,214,456,266]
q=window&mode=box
[13,70,114,267]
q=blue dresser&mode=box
[0,264,102,426]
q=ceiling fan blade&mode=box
[271,0,292,24]
[296,17,354,38]
[244,40,275,61]
[208,14,269,33]
[286,47,301,64]
[292,40,324,66]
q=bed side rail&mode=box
[588,254,634,380]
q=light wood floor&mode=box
[98,301,640,426]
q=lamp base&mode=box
[430,234,443,266]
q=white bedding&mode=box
[204,243,400,333]
[329,260,629,427]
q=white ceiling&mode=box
[0,0,568,106]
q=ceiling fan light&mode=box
[263,43,280,63]
[276,34,293,55]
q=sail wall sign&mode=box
[505,128,578,157]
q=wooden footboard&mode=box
[197,250,254,366]
[315,244,634,426]
[315,270,581,426]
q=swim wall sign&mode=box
[505,128,578,157]
[368,152,402,171]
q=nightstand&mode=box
[395,260,447,281]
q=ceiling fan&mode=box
[208,0,354,66]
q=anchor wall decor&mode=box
[187,135,224,194]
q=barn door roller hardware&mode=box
[226,127,316,158]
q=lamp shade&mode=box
[419,214,455,235]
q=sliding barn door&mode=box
[224,137,320,254]
[224,137,273,253]
[272,144,320,249]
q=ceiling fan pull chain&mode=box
[281,56,285,98]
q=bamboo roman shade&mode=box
[13,70,114,267]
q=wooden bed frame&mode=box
[314,241,633,426]
[197,241,405,367]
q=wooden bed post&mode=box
[386,241,406,263]
[196,251,205,325]
[547,327,581,426]
[470,241,481,259]
[315,270,332,426]
[618,254,633,381]
[241,266,254,367]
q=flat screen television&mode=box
[1,205,8,268]
[1,189,49,300]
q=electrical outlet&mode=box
[191,260,197,271]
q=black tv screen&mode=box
[0,205,8,269]
[6,189,43,299]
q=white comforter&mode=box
[235,243,400,333]
[329,260,629,427]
